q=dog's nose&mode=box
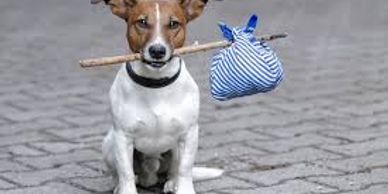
[149,44,167,60]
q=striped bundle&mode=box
[210,15,284,101]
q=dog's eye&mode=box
[136,18,148,29]
[168,20,180,30]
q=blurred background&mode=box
[0,0,387,193]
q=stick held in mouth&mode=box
[79,32,288,68]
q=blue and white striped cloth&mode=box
[210,15,284,101]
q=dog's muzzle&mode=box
[142,43,173,68]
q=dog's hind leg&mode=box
[102,129,137,194]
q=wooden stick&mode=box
[80,32,288,68]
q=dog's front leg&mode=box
[175,125,199,194]
[112,130,137,194]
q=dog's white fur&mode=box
[100,1,222,193]
[103,56,222,194]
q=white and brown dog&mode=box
[91,0,222,194]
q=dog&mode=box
[91,0,223,194]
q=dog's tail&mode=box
[192,167,223,181]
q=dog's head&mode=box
[92,0,208,68]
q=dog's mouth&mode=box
[140,44,175,68]
[141,55,174,69]
[142,60,167,68]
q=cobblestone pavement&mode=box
[0,0,388,193]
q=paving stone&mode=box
[0,160,31,172]
[30,141,100,154]
[201,112,318,135]
[321,137,388,156]
[74,134,105,144]
[199,129,272,149]
[14,149,100,169]
[309,168,388,191]
[210,104,278,121]
[330,100,388,116]
[0,118,11,126]
[45,123,110,140]
[0,91,36,103]
[195,176,256,193]
[198,158,255,172]
[217,188,260,194]
[348,184,388,194]
[80,161,107,173]
[1,164,101,186]
[197,144,267,163]
[1,107,83,123]
[313,151,388,173]
[265,98,347,113]
[1,182,93,194]
[201,117,262,135]
[60,114,110,127]
[319,126,388,142]
[334,90,388,105]
[69,176,113,193]
[0,152,11,159]
[231,163,340,185]
[247,134,341,153]
[5,145,47,156]
[237,148,343,166]
[0,178,16,189]
[0,118,71,136]
[0,132,53,147]
[69,102,110,116]
[220,180,337,194]
[255,121,350,138]
[25,85,99,101]
[10,96,97,111]
[324,115,384,129]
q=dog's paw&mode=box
[163,178,177,193]
[176,188,195,194]
[175,178,195,194]
[113,183,137,194]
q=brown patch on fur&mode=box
[95,0,207,53]
[127,1,187,53]
[180,0,207,21]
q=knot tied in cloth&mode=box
[210,15,284,101]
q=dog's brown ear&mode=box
[91,0,137,20]
[179,0,208,21]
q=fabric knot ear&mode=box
[218,22,234,42]
[244,14,258,34]
[218,14,260,43]
[232,27,258,44]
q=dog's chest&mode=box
[111,63,199,155]
[131,104,185,153]
[121,92,198,155]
